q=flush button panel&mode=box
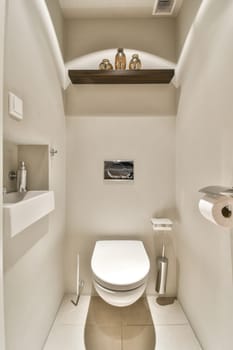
[104,160,134,181]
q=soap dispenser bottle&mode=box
[17,161,27,192]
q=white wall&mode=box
[65,18,177,117]
[0,0,6,348]
[64,18,176,62]
[3,1,66,349]
[45,0,64,55]
[65,18,177,296]
[66,116,176,295]
[176,0,233,349]
[66,84,176,117]
[176,0,202,58]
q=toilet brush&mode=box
[155,243,168,295]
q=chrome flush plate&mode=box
[104,160,134,181]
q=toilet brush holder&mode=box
[156,244,168,295]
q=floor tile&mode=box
[55,295,90,326]
[147,296,188,325]
[121,298,153,325]
[122,325,155,350]
[44,324,85,350]
[44,295,201,350]
[86,297,121,326]
[85,325,121,350]
[155,324,202,350]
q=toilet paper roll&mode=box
[199,195,233,227]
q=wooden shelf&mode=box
[68,69,174,84]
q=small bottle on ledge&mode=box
[115,48,126,70]
[99,59,113,70]
[129,54,142,70]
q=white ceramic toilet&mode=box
[91,240,150,307]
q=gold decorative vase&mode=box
[129,54,142,70]
[99,59,113,70]
[115,48,126,70]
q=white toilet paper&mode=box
[199,195,233,227]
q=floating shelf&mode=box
[68,69,175,84]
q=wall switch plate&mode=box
[8,92,23,120]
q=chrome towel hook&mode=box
[50,148,58,157]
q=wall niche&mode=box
[3,142,50,192]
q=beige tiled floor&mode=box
[44,295,201,350]
[122,325,155,350]
[85,325,122,350]
[85,296,122,326]
[85,297,155,350]
[121,298,154,325]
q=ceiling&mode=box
[59,0,164,19]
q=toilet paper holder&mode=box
[199,186,233,197]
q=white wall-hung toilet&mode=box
[91,240,150,307]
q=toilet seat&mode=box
[91,240,150,292]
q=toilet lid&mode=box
[91,240,150,290]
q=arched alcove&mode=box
[65,48,175,71]
[65,49,176,117]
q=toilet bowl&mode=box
[91,240,150,307]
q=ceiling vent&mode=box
[152,0,183,16]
